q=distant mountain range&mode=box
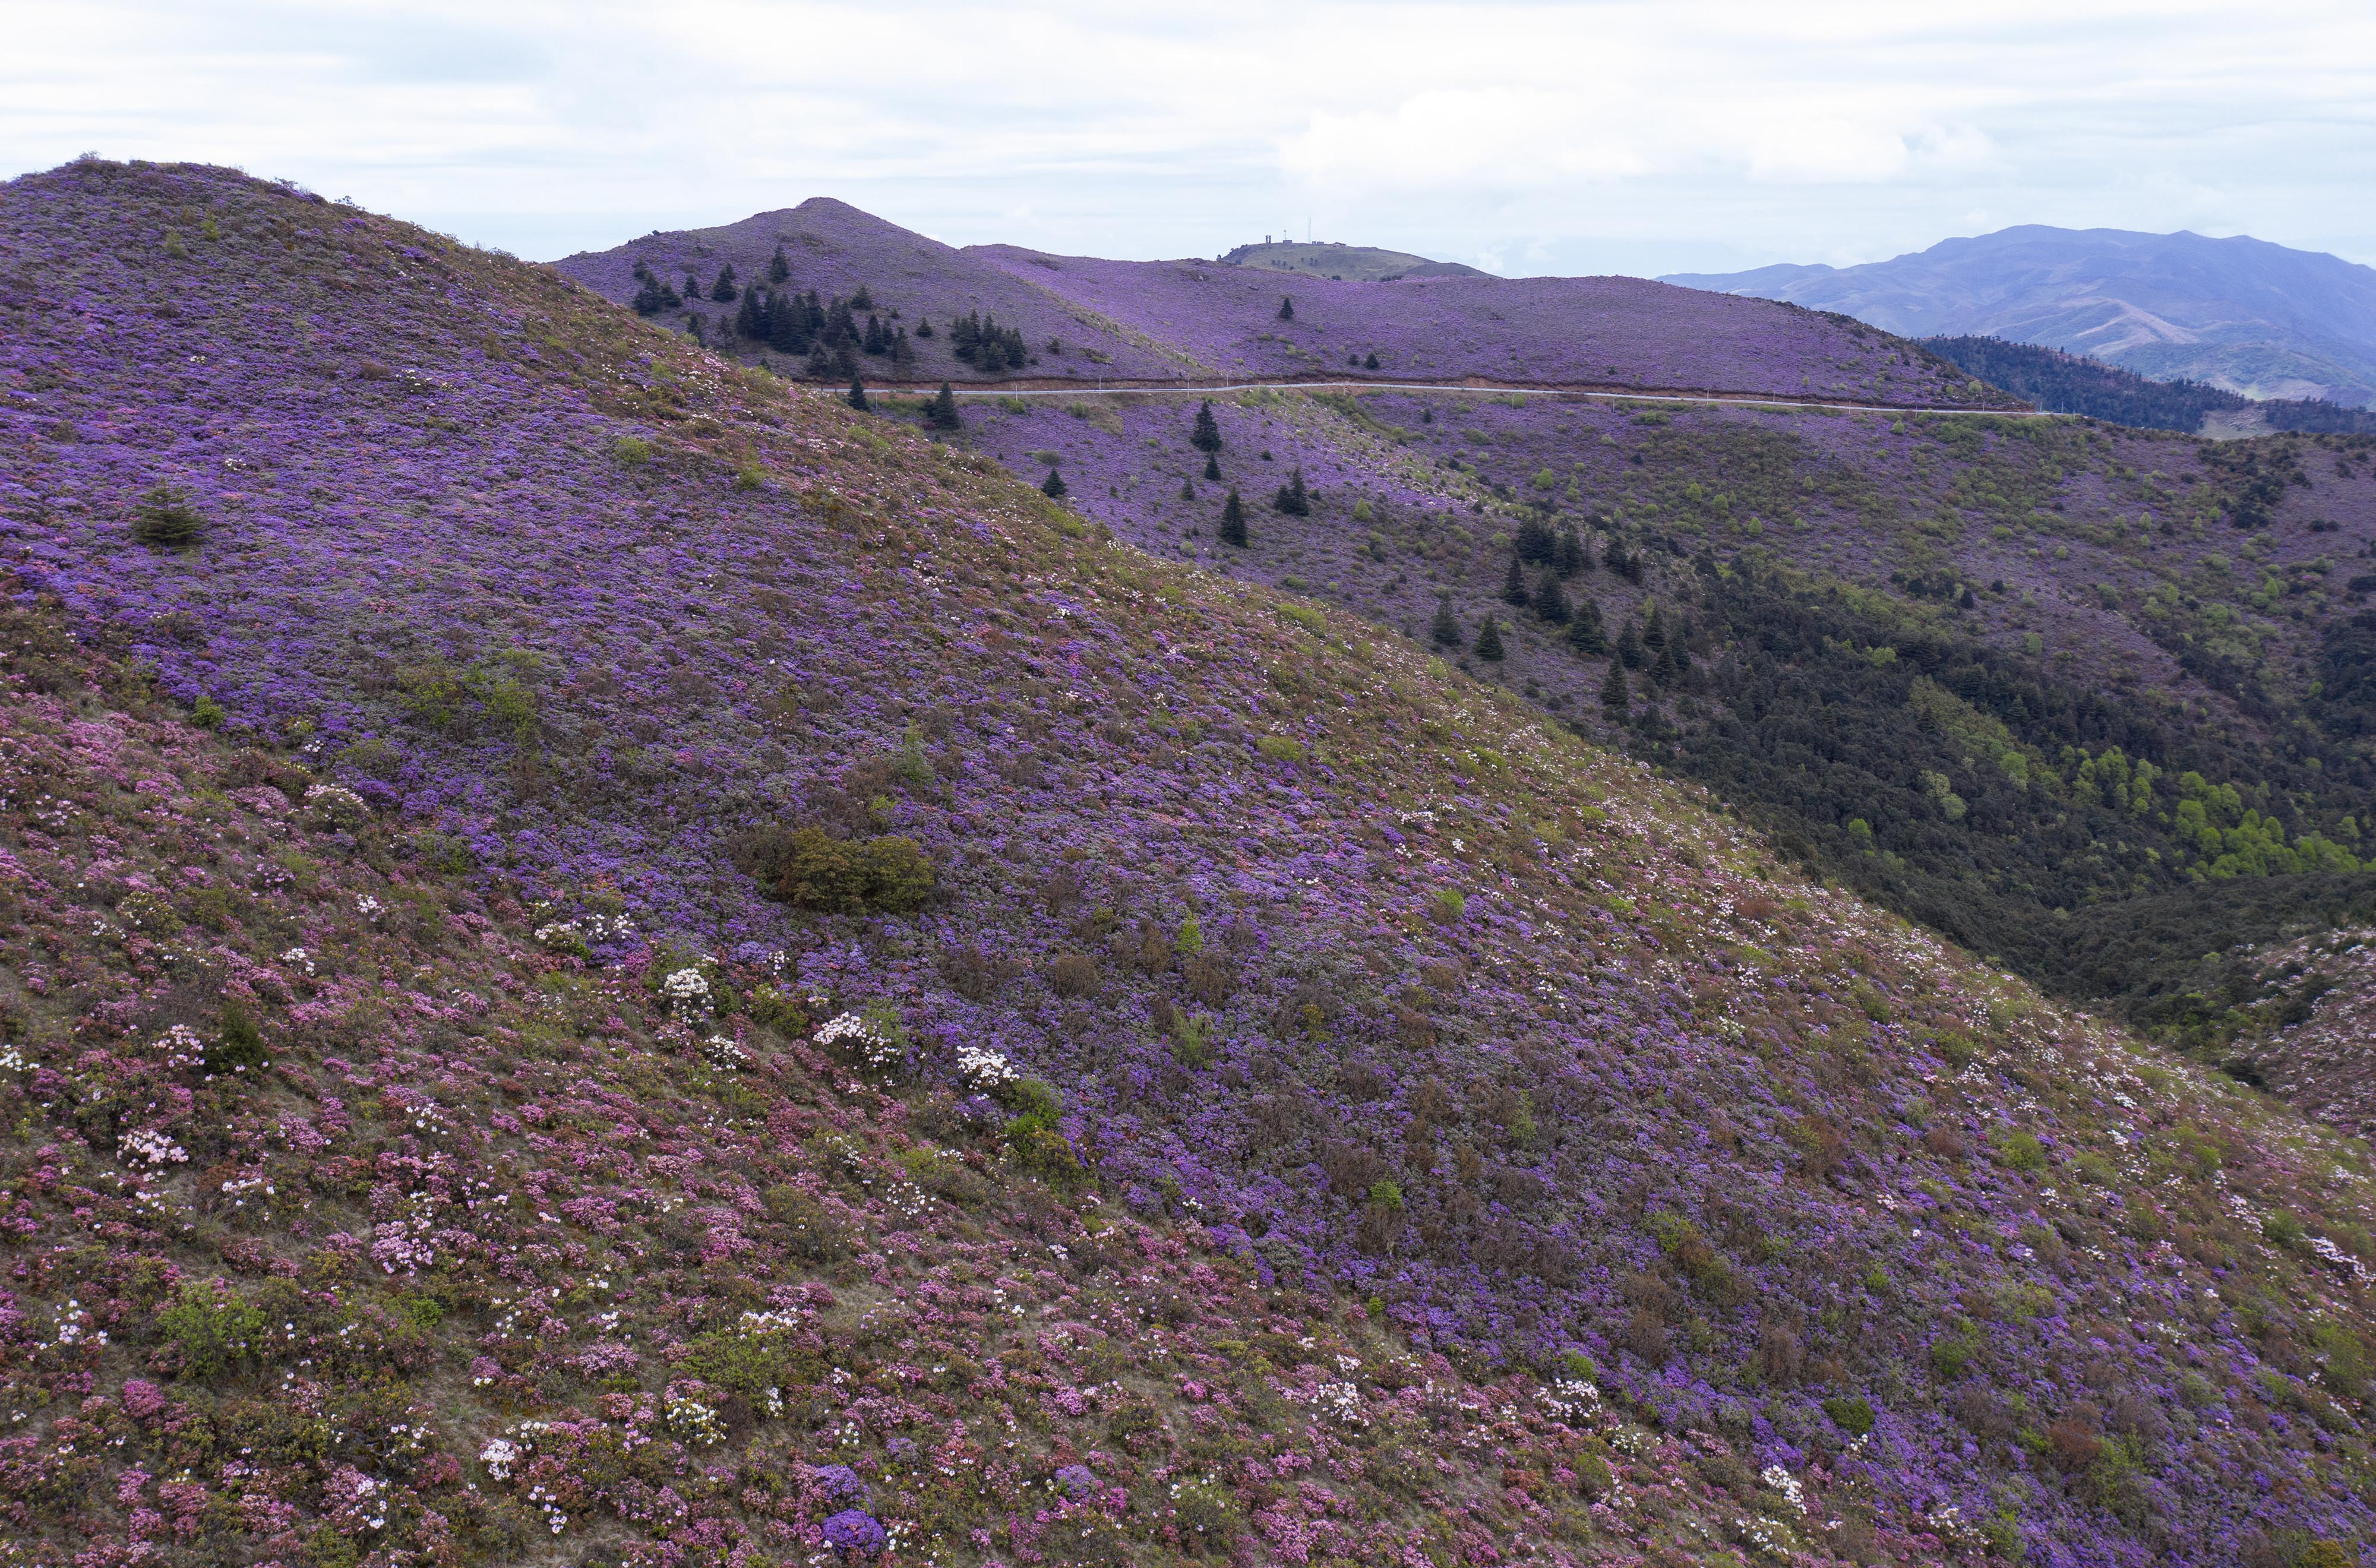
[1665,225,2376,409]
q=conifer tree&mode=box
[768,246,789,283]
[735,288,762,339]
[1650,639,1679,687]
[1180,476,1196,501]
[1473,614,1506,662]
[684,271,702,303]
[1502,554,1530,606]
[862,314,887,355]
[850,284,874,311]
[1643,603,1668,653]
[1190,400,1223,453]
[914,315,935,339]
[1042,469,1068,498]
[1277,296,1294,321]
[1533,569,1571,624]
[1616,619,1644,669]
[1364,352,1380,369]
[1219,489,1248,546]
[1566,599,1607,656]
[1430,596,1464,650]
[1558,529,1588,575]
[710,264,738,302]
[1273,469,1310,517]
[1600,658,1629,716]
[930,382,960,431]
[804,342,835,380]
[687,314,706,345]
[891,328,915,370]
[1515,517,1552,563]
[846,377,868,410]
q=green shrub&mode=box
[159,1278,266,1377]
[1256,735,1307,764]
[1822,1395,1876,1436]
[762,1184,849,1260]
[1429,889,1467,924]
[131,482,206,549]
[740,825,934,913]
[210,1001,269,1074]
[1992,1127,2048,1172]
[2262,1209,2308,1250]
[614,435,654,466]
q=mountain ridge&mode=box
[1663,225,2376,409]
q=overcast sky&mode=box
[7,1,2375,277]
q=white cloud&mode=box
[1,1,2372,274]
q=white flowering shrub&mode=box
[303,783,370,830]
[153,1024,206,1070]
[1540,1377,1600,1424]
[660,967,712,1025]
[664,1394,728,1446]
[957,1044,1018,1089]
[120,1128,189,1166]
[1760,1466,1805,1515]
[479,1438,521,1481]
[816,1009,905,1075]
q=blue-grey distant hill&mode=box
[1664,226,2376,409]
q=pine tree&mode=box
[768,246,789,283]
[1274,469,1310,517]
[804,342,835,380]
[1277,296,1294,321]
[1651,638,1679,687]
[1430,597,1464,650]
[850,285,874,311]
[930,382,960,431]
[1042,469,1069,498]
[1558,529,1589,576]
[710,264,738,302]
[1190,400,1223,453]
[1180,476,1196,501]
[862,314,887,355]
[1642,603,1668,653]
[914,315,936,339]
[846,377,868,411]
[890,328,915,370]
[1364,352,1380,369]
[1219,489,1248,546]
[1202,453,1221,481]
[683,271,702,303]
[1502,554,1530,606]
[1473,614,1506,662]
[1616,619,1644,669]
[1515,517,1552,563]
[735,288,762,339]
[687,314,706,345]
[1566,599,1607,656]
[1533,569,1571,624]
[1600,658,1629,716]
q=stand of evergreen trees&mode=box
[1922,336,2376,435]
[949,312,1031,373]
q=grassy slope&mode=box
[1,159,2374,1567]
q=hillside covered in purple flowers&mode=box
[555,201,2010,409]
[2,157,2375,1568]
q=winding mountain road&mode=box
[816,374,2050,418]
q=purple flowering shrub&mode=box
[0,160,2369,1568]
